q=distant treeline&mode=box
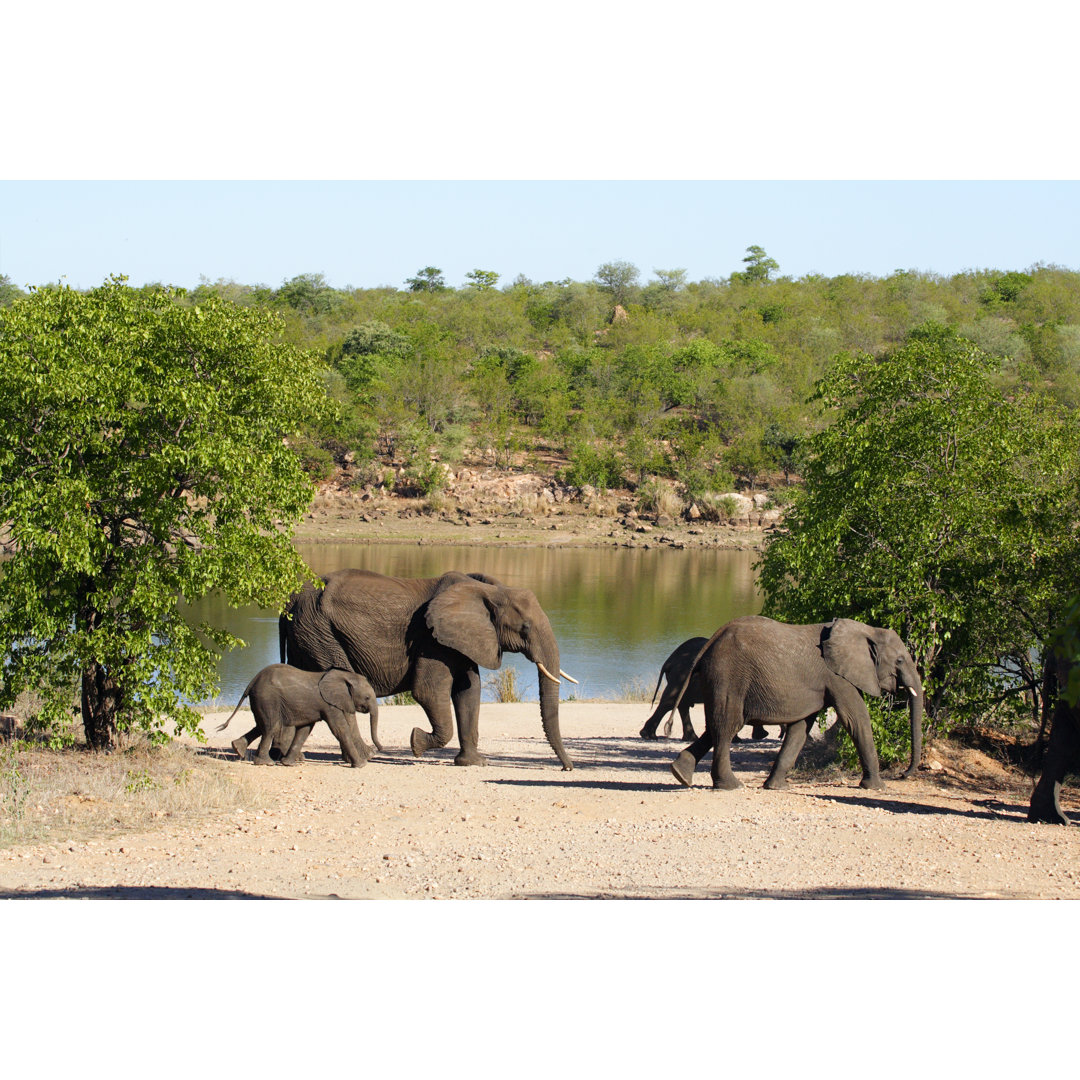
[4,252,1078,502]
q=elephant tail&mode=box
[215,677,257,732]
[666,629,723,730]
[650,668,665,706]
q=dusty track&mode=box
[2,703,1076,899]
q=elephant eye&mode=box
[520,620,531,635]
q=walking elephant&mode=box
[218,664,379,768]
[639,637,768,743]
[280,569,575,769]
[1028,652,1079,825]
[667,615,923,791]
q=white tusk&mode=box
[559,669,579,685]
[536,662,562,685]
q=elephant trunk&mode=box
[530,624,573,771]
[368,700,382,753]
[902,661,924,778]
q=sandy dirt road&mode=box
[2,703,1077,900]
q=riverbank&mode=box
[291,468,779,550]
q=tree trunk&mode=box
[82,660,120,751]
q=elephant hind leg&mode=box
[640,705,665,739]
[763,717,812,790]
[410,661,457,758]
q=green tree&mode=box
[405,267,448,293]
[333,319,412,400]
[464,269,500,291]
[757,324,1080,740]
[275,272,342,315]
[735,245,779,284]
[594,260,640,309]
[0,274,23,307]
[0,278,327,750]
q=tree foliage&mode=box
[0,278,327,749]
[757,324,1080,739]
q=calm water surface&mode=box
[189,544,762,705]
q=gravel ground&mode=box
[2,703,1077,900]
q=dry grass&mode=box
[483,668,524,703]
[0,736,263,850]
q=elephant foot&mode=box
[711,775,743,790]
[859,775,887,791]
[347,757,369,769]
[751,725,768,740]
[763,776,790,791]
[230,738,249,761]
[732,734,743,744]
[671,750,697,787]
[251,756,273,766]
[1028,795,1070,825]
[411,727,450,757]
[279,756,305,767]
[454,750,488,767]
[639,726,659,740]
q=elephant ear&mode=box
[821,619,882,697]
[426,583,502,669]
[318,670,358,715]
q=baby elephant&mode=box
[640,637,769,742]
[218,664,380,768]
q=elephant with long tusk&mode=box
[280,568,575,769]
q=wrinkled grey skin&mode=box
[281,569,572,770]
[1029,653,1079,825]
[218,664,379,768]
[668,615,923,791]
[639,637,769,743]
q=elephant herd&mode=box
[219,567,1077,824]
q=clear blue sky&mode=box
[4,5,1079,293]
[2,181,1078,293]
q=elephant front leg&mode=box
[451,666,487,766]
[835,689,885,790]
[324,714,371,769]
[1028,703,1080,825]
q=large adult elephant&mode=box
[667,615,923,791]
[280,569,575,769]
[1028,652,1079,825]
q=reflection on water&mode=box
[186,544,761,705]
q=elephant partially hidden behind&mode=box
[218,664,380,768]
[667,615,923,792]
[1028,652,1079,825]
[639,636,769,743]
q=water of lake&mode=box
[187,543,762,706]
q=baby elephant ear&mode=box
[821,619,882,697]
[426,583,502,670]
[318,670,358,715]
